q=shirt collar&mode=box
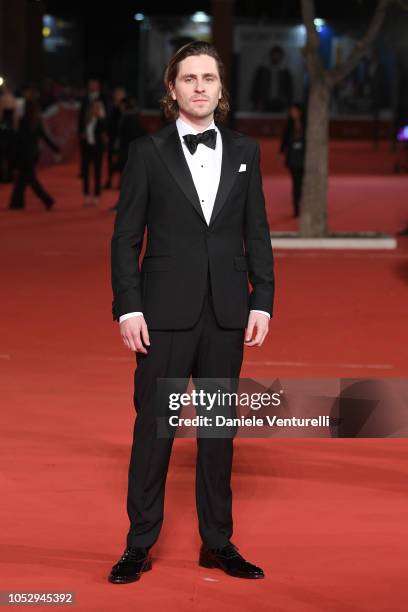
[176,116,217,139]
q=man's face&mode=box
[270,50,283,66]
[88,80,100,93]
[170,54,222,121]
[114,87,126,104]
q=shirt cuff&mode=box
[250,309,270,319]
[119,312,143,323]
[119,311,269,322]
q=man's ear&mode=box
[169,83,176,101]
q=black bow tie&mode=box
[183,129,217,155]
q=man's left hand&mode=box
[244,312,269,347]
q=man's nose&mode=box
[195,80,206,91]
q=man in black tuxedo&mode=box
[109,41,274,583]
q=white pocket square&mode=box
[238,163,246,172]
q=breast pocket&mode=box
[232,169,249,198]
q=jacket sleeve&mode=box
[111,139,149,321]
[244,142,275,317]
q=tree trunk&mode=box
[298,0,389,238]
[300,80,330,237]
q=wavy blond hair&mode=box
[160,40,230,122]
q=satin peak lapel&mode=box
[151,124,206,224]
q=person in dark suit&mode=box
[81,99,108,207]
[8,98,61,210]
[77,78,107,179]
[109,96,148,212]
[280,103,306,218]
[251,46,293,113]
[104,87,126,189]
[0,86,19,183]
[109,41,274,584]
[116,96,147,175]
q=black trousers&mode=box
[8,161,53,209]
[0,128,17,183]
[126,272,245,550]
[81,143,103,196]
[288,165,304,217]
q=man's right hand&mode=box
[120,316,150,354]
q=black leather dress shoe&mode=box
[199,542,264,579]
[108,546,152,584]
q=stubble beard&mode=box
[184,99,218,121]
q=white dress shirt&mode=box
[119,116,270,323]
[85,117,97,144]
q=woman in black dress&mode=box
[8,98,61,210]
[280,103,306,218]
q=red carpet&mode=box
[0,143,407,610]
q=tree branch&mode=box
[328,0,390,86]
[300,0,325,81]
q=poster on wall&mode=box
[234,25,307,113]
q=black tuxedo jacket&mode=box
[111,120,274,330]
